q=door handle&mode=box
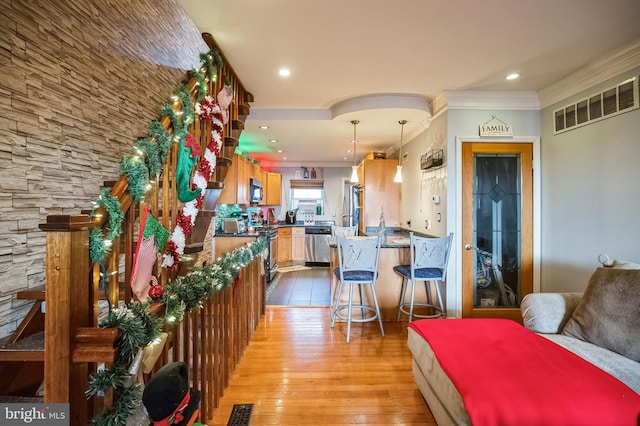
[465,244,474,251]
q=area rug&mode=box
[278,265,312,274]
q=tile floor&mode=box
[266,264,332,306]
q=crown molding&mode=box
[538,38,640,109]
[434,91,540,112]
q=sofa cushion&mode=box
[561,267,640,362]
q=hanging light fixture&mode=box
[394,120,407,183]
[350,120,360,183]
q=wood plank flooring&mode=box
[208,307,436,425]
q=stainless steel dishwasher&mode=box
[304,226,332,266]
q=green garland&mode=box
[147,119,171,164]
[177,84,195,126]
[88,237,267,424]
[120,156,148,202]
[96,189,124,242]
[200,49,222,83]
[190,67,208,102]
[85,47,250,424]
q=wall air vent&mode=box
[553,77,638,134]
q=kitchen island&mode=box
[329,228,439,321]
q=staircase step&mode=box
[0,331,44,362]
[231,119,244,140]
[238,104,250,120]
[213,156,233,183]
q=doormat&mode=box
[278,265,311,274]
[227,403,253,426]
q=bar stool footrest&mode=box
[333,305,380,323]
[399,302,444,319]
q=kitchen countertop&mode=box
[329,227,435,248]
[274,221,335,228]
[216,229,267,238]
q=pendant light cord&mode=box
[351,120,359,166]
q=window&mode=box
[290,180,324,214]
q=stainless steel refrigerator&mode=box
[341,183,360,228]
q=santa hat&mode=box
[142,362,201,426]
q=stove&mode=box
[264,228,278,282]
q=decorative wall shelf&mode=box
[420,149,444,170]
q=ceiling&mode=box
[178,0,640,168]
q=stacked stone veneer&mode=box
[0,0,210,338]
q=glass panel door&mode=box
[462,142,533,320]
[473,154,521,309]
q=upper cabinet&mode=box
[265,172,282,206]
[218,154,281,206]
[218,153,250,205]
[357,159,401,235]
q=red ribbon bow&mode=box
[153,391,191,426]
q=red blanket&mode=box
[409,318,640,426]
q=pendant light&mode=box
[350,120,360,183]
[394,120,407,183]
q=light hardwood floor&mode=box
[208,307,436,425]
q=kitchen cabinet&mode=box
[277,227,292,262]
[357,159,401,235]
[291,227,305,261]
[252,165,267,205]
[217,154,251,205]
[265,172,282,205]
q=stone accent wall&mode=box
[0,0,208,338]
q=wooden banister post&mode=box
[40,214,93,425]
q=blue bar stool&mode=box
[331,236,384,343]
[394,232,453,322]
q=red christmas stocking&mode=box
[131,207,169,302]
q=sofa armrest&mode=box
[520,293,583,333]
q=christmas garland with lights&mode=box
[85,238,266,426]
[162,94,226,270]
[84,47,266,425]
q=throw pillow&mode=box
[562,267,640,362]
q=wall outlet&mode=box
[425,219,431,230]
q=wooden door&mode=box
[462,142,533,321]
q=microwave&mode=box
[249,178,263,203]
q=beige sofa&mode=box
[408,265,640,425]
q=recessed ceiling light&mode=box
[277,149,283,153]
[259,125,269,130]
[506,73,520,80]
[270,139,277,143]
[282,157,288,160]
[278,68,291,77]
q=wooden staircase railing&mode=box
[0,33,263,425]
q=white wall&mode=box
[540,67,640,291]
[445,108,541,317]
[271,166,351,223]
[399,113,449,237]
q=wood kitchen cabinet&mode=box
[218,153,250,205]
[277,227,292,262]
[357,159,401,235]
[265,172,282,205]
[252,164,267,205]
[291,227,305,261]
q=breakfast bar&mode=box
[329,228,439,321]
